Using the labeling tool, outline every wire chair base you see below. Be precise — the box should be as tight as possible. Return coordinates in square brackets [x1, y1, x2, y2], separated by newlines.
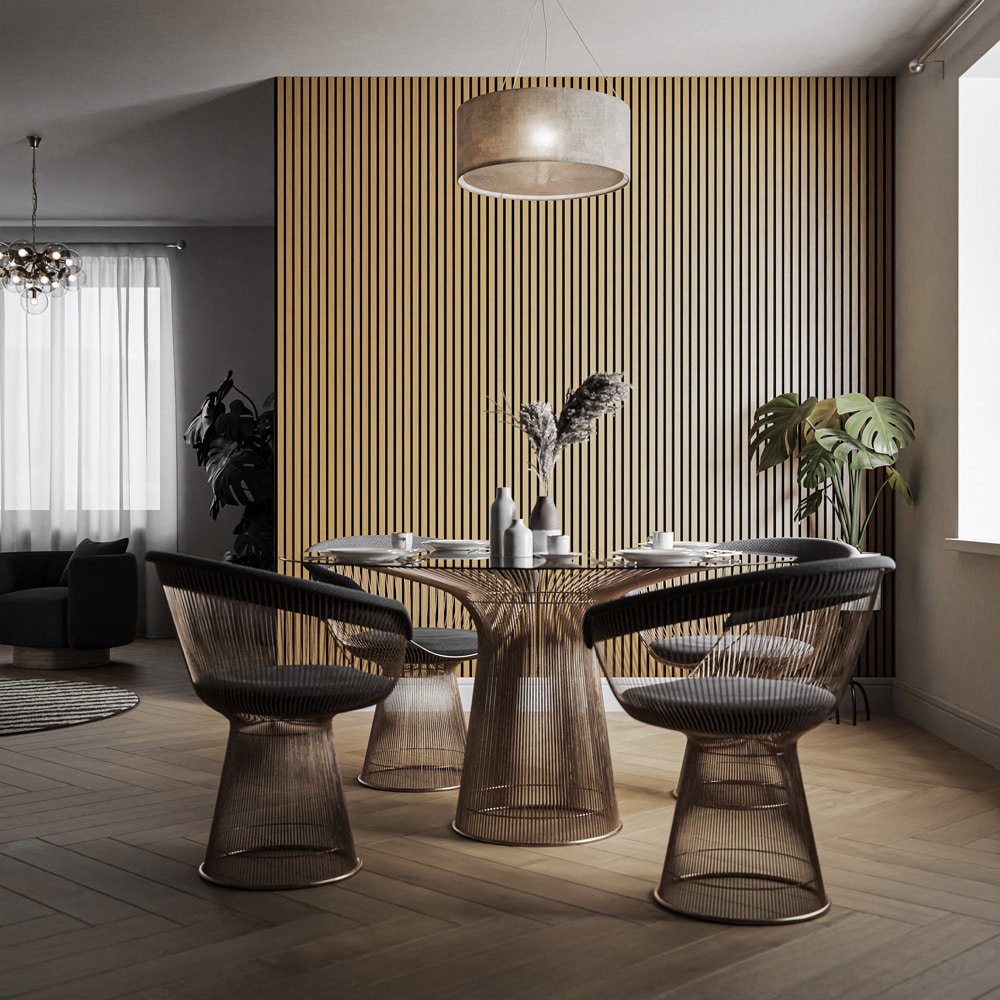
[360, 670, 467, 791]
[199, 850, 363, 890]
[655, 737, 829, 924]
[201, 718, 362, 889]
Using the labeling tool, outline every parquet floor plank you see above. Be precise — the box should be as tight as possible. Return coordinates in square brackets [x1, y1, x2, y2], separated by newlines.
[544, 909, 914, 1000]
[761, 914, 1000, 1000]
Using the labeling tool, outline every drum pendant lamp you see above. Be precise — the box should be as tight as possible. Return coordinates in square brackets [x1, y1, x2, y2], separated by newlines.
[455, 0, 631, 201]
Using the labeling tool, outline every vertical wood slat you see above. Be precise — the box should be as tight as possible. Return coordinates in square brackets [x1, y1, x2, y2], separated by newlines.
[277, 76, 894, 678]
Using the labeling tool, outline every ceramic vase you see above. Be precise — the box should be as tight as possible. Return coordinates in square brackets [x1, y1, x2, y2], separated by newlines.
[503, 518, 533, 560]
[489, 487, 518, 560]
[528, 494, 561, 532]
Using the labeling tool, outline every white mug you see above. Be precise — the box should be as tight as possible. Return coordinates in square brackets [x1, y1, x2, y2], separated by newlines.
[390, 531, 413, 551]
[548, 534, 572, 555]
[649, 531, 674, 550]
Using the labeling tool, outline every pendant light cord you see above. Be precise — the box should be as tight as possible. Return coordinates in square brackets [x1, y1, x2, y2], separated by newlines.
[30, 143, 38, 247]
[503, 0, 619, 97]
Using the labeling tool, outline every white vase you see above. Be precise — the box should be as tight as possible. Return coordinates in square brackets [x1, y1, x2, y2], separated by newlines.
[489, 487, 518, 560]
[503, 518, 533, 559]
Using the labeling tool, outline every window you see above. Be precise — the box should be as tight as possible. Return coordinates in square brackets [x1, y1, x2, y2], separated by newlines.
[958, 50, 1000, 545]
[0, 249, 177, 630]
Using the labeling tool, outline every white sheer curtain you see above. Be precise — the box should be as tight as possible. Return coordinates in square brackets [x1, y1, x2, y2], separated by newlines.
[0, 249, 177, 635]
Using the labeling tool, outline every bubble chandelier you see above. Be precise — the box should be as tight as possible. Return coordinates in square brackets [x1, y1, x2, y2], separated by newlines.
[0, 136, 86, 315]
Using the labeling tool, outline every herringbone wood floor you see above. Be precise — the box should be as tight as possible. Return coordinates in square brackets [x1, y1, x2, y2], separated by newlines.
[1, 639, 998, 1000]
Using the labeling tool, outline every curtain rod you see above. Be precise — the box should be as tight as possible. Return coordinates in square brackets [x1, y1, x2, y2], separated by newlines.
[71, 240, 186, 250]
[909, 0, 989, 73]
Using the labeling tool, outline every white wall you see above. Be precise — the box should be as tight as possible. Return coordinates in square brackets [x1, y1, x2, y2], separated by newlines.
[895, 11, 1000, 767]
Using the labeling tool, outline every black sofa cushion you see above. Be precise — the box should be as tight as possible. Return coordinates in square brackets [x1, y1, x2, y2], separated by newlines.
[0, 587, 69, 647]
[58, 537, 128, 586]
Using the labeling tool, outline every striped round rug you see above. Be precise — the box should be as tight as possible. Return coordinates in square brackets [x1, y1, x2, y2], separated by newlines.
[0, 678, 139, 735]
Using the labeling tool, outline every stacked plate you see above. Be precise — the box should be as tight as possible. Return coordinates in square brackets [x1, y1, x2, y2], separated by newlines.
[424, 538, 490, 558]
[537, 551, 583, 565]
[613, 548, 700, 567]
[313, 546, 420, 565]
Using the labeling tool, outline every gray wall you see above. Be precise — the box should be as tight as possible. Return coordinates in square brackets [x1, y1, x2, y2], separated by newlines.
[24, 225, 275, 569]
[895, 13, 1000, 768]
[169, 229, 275, 560]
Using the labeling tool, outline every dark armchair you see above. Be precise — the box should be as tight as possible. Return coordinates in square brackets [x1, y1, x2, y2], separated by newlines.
[0, 541, 138, 668]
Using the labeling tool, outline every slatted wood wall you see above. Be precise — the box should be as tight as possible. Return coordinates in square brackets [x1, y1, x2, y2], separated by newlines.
[277, 76, 894, 677]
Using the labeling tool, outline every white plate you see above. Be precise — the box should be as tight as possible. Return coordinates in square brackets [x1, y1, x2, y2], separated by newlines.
[613, 548, 699, 566]
[671, 540, 720, 551]
[538, 551, 583, 564]
[425, 550, 490, 560]
[425, 538, 489, 553]
[315, 547, 417, 565]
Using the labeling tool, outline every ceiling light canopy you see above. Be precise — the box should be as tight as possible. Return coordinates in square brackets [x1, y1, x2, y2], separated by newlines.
[456, 0, 631, 201]
[0, 136, 86, 315]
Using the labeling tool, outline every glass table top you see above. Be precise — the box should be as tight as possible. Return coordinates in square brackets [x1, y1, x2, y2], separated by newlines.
[298, 544, 791, 572]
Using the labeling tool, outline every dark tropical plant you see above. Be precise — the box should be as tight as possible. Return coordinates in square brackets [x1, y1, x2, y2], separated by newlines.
[749, 392, 916, 550]
[184, 371, 275, 569]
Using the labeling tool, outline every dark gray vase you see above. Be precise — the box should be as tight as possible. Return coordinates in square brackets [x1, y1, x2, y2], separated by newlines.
[528, 494, 561, 531]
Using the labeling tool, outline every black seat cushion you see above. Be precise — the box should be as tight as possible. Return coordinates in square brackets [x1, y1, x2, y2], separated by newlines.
[58, 537, 129, 586]
[409, 627, 478, 662]
[194, 663, 395, 719]
[648, 634, 814, 668]
[619, 676, 837, 735]
[0, 587, 69, 647]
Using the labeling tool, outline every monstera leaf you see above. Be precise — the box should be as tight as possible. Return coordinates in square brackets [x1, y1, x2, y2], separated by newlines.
[796, 440, 842, 489]
[813, 428, 896, 470]
[794, 490, 828, 522]
[885, 465, 915, 505]
[837, 394, 915, 457]
[206, 440, 273, 509]
[215, 400, 257, 445]
[749, 394, 818, 470]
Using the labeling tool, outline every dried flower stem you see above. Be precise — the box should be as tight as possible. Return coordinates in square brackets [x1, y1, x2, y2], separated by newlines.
[491, 373, 630, 494]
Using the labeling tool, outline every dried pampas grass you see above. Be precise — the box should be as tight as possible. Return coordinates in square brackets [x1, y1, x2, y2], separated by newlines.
[493, 372, 630, 492]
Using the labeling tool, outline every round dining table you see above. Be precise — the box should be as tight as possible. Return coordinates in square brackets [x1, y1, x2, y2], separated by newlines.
[303, 546, 771, 847]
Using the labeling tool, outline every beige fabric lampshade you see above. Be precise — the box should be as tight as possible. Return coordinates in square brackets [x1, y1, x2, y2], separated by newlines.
[456, 87, 631, 200]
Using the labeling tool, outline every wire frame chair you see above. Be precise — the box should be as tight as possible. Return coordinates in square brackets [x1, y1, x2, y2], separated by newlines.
[583, 555, 893, 924]
[148, 551, 411, 890]
[305, 536, 475, 791]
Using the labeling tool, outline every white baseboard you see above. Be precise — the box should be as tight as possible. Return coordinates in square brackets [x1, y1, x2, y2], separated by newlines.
[892, 679, 1000, 770]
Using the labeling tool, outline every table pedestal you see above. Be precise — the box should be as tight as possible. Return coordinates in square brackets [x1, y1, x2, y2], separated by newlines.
[454, 594, 620, 845]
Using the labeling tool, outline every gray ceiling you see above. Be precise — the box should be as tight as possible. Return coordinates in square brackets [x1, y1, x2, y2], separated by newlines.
[0, 0, 967, 228]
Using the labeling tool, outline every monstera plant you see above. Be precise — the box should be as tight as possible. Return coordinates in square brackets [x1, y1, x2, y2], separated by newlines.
[184, 371, 275, 569]
[749, 392, 916, 550]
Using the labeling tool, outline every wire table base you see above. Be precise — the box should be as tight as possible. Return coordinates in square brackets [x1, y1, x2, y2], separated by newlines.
[362, 562, 699, 846]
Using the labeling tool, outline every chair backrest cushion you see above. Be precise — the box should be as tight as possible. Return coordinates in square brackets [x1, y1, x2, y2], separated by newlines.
[722, 536, 857, 562]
